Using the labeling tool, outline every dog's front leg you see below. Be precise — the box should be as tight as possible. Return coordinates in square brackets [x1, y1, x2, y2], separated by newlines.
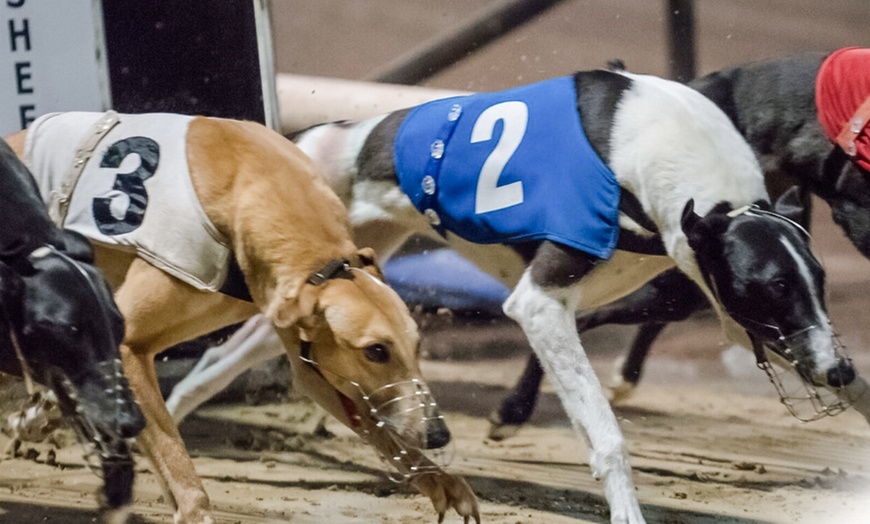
[113, 258, 258, 523]
[121, 346, 214, 524]
[504, 265, 645, 524]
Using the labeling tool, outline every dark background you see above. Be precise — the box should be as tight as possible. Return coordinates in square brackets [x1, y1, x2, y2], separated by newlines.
[102, 0, 266, 123]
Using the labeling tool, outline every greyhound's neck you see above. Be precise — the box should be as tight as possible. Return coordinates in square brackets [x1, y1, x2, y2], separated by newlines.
[294, 116, 388, 206]
[293, 115, 432, 260]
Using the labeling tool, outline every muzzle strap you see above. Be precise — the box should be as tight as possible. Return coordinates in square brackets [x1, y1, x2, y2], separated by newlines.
[299, 258, 354, 363]
[5, 313, 35, 396]
[749, 334, 768, 366]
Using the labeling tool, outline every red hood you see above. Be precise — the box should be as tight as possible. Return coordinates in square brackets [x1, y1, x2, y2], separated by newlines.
[816, 46, 870, 171]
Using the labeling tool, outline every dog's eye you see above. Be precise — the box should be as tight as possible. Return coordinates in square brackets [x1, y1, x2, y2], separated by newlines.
[364, 343, 390, 363]
[770, 278, 788, 298]
[57, 323, 82, 342]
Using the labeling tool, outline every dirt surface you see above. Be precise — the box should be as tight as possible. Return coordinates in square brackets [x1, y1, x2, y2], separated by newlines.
[4, 2, 870, 523]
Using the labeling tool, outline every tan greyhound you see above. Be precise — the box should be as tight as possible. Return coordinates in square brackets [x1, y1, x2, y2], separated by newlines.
[6, 112, 479, 523]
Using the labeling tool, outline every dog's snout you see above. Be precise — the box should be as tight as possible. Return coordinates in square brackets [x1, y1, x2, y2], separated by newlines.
[827, 358, 856, 388]
[425, 418, 451, 449]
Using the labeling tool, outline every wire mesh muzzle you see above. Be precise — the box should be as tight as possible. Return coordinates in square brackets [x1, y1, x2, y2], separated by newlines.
[759, 326, 866, 422]
[298, 352, 453, 482]
[52, 359, 137, 478]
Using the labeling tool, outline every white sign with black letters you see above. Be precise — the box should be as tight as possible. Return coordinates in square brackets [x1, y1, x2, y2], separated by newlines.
[0, 0, 109, 135]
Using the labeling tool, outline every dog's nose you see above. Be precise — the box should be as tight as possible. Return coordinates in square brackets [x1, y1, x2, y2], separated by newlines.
[425, 418, 451, 449]
[119, 400, 146, 439]
[827, 358, 856, 388]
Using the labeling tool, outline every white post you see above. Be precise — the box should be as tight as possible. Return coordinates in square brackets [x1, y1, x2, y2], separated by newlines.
[276, 74, 470, 133]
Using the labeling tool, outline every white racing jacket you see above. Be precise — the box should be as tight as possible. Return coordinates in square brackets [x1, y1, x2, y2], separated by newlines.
[24, 111, 232, 291]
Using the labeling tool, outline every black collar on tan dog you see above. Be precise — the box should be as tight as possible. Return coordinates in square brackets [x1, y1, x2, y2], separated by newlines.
[307, 258, 352, 285]
[300, 258, 354, 372]
[220, 256, 355, 302]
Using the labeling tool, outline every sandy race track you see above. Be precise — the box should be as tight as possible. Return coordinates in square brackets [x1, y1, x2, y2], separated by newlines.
[4, 1, 870, 523]
[1, 341, 869, 524]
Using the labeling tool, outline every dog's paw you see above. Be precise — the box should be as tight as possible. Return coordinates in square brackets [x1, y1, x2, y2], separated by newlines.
[607, 379, 637, 405]
[485, 410, 521, 442]
[100, 505, 132, 524]
[606, 357, 637, 405]
[610, 505, 647, 524]
[411, 471, 480, 523]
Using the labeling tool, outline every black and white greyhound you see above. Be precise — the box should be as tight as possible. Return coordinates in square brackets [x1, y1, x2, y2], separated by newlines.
[489, 51, 870, 439]
[165, 67, 864, 523]
[0, 138, 144, 518]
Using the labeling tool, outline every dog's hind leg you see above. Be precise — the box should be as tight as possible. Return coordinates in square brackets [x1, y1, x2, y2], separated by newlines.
[113, 258, 257, 524]
[487, 351, 546, 441]
[503, 243, 645, 524]
[165, 315, 284, 423]
[604, 269, 709, 400]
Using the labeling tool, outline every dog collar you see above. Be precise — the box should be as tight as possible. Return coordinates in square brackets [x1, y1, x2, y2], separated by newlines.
[298, 258, 353, 375]
[307, 258, 352, 286]
[726, 204, 754, 217]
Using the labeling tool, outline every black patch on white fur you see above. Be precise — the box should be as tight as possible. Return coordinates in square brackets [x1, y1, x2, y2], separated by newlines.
[574, 71, 665, 255]
[573, 70, 632, 164]
[529, 241, 599, 289]
[357, 110, 410, 184]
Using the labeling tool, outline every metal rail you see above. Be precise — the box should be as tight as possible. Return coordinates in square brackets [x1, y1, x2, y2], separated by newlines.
[365, 0, 697, 85]
[667, 0, 697, 81]
[365, 0, 569, 85]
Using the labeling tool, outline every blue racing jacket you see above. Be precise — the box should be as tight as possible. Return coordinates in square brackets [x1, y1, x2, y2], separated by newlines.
[393, 76, 621, 260]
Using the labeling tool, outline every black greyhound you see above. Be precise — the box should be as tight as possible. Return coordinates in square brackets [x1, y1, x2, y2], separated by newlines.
[0, 139, 144, 513]
[490, 52, 870, 439]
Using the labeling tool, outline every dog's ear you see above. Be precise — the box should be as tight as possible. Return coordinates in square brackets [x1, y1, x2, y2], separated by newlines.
[606, 59, 626, 71]
[680, 199, 702, 238]
[0, 239, 35, 275]
[58, 230, 95, 263]
[771, 186, 806, 225]
[0, 260, 25, 317]
[681, 199, 730, 257]
[265, 278, 319, 330]
[354, 247, 385, 281]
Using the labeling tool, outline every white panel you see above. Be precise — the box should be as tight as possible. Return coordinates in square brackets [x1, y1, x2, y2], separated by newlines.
[0, 0, 108, 135]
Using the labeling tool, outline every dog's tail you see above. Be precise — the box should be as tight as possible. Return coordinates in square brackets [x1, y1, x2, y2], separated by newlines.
[606, 59, 626, 72]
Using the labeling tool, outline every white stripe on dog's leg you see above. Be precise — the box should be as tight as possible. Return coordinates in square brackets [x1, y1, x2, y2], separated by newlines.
[504, 272, 645, 524]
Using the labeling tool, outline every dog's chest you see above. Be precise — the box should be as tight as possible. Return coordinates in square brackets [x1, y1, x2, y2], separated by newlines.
[24, 111, 231, 291]
[392, 77, 621, 260]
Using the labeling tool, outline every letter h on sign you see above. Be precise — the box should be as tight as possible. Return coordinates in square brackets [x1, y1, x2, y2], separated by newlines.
[6, 2, 35, 129]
